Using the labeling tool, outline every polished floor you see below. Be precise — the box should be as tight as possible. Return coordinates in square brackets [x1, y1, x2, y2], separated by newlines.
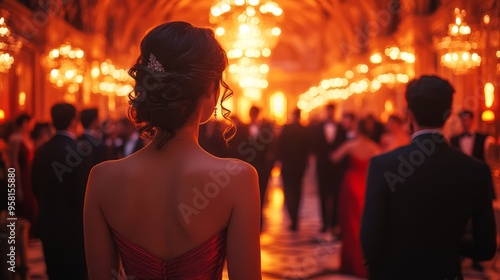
[18, 161, 500, 279]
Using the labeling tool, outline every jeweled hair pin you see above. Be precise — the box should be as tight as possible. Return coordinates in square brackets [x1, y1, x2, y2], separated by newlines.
[147, 53, 165, 72]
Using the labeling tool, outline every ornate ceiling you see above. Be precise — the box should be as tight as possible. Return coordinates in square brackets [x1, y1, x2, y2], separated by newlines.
[10, 0, 499, 100]
[75, 0, 405, 71]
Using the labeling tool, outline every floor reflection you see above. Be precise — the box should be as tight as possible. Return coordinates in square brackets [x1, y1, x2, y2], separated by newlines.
[23, 161, 500, 279]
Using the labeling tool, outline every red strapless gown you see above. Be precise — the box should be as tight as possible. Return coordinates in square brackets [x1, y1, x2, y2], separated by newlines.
[110, 227, 227, 279]
[338, 156, 369, 278]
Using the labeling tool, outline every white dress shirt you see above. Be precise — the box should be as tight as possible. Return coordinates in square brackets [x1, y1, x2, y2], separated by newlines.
[324, 122, 337, 144]
[124, 132, 140, 157]
[249, 123, 259, 139]
[459, 132, 474, 156]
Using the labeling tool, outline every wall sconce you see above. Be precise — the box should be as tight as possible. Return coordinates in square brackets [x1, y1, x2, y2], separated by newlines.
[481, 82, 495, 122]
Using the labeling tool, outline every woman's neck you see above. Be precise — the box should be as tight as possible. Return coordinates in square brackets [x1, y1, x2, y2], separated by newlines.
[150, 124, 200, 151]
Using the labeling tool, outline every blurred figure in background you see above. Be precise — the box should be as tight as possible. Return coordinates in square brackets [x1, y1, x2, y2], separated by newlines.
[311, 103, 347, 239]
[450, 109, 496, 271]
[275, 109, 309, 232]
[365, 114, 385, 144]
[451, 110, 496, 163]
[101, 119, 122, 160]
[117, 117, 145, 158]
[8, 113, 37, 234]
[32, 103, 87, 280]
[30, 122, 52, 151]
[331, 118, 381, 278]
[341, 112, 357, 140]
[199, 119, 229, 158]
[232, 106, 275, 230]
[78, 108, 107, 185]
[380, 115, 410, 152]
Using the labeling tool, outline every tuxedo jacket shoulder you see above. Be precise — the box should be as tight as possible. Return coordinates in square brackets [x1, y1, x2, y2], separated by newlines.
[361, 134, 496, 280]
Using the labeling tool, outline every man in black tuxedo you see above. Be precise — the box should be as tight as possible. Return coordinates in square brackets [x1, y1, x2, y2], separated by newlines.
[450, 110, 496, 163]
[78, 108, 107, 182]
[31, 103, 87, 279]
[276, 109, 309, 231]
[450, 109, 497, 271]
[232, 106, 275, 230]
[361, 76, 496, 280]
[311, 103, 347, 235]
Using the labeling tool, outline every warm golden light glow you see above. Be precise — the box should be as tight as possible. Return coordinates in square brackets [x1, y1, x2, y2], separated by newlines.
[370, 53, 382, 64]
[0, 109, 4, 121]
[484, 82, 494, 108]
[18, 91, 26, 107]
[210, 0, 283, 104]
[90, 59, 133, 97]
[45, 42, 86, 93]
[269, 91, 286, 125]
[437, 9, 481, 74]
[482, 110, 495, 122]
[0, 10, 22, 73]
[483, 14, 490, 25]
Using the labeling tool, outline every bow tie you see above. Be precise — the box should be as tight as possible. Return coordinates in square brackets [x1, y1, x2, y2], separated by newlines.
[462, 132, 473, 137]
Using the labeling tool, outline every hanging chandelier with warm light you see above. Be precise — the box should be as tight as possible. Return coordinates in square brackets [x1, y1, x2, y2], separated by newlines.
[90, 60, 133, 97]
[45, 42, 86, 93]
[0, 10, 22, 74]
[210, 0, 283, 101]
[437, 8, 481, 75]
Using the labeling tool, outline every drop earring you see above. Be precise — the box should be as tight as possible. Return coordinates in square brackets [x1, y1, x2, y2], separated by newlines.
[214, 106, 217, 120]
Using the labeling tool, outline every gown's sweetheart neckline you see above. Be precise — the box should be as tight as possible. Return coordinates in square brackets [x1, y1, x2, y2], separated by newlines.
[109, 226, 227, 263]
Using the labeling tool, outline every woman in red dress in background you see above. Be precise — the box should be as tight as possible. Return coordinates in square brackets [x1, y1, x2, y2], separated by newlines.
[331, 118, 381, 278]
[8, 114, 37, 236]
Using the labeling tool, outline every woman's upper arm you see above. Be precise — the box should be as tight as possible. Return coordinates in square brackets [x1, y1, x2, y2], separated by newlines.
[226, 162, 262, 280]
[84, 164, 120, 279]
[331, 142, 351, 163]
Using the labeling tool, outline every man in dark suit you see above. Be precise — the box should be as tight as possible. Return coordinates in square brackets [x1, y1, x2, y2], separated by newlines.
[117, 117, 145, 158]
[450, 109, 497, 271]
[31, 103, 87, 279]
[450, 110, 495, 163]
[78, 108, 107, 182]
[276, 109, 309, 231]
[361, 76, 496, 280]
[311, 103, 347, 236]
[232, 106, 275, 230]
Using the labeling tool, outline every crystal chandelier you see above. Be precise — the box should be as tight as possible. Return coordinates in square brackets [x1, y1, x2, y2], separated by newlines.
[0, 10, 22, 74]
[437, 8, 481, 75]
[90, 60, 133, 97]
[45, 42, 86, 93]
[210, 0, 283, 100]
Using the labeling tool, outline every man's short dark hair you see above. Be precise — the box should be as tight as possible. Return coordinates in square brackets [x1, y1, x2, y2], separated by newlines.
[249, 106, 260, 116]
[405, 75, 455, 128]
[459, 110, 474, 119]
[343, 112, 356, 120]
[51, 103, 76, 130]
[80, 108, 98, 129]
[292, 108, 301, 119]
[326, 103, 336, 110]
[14, 113, 32, 128]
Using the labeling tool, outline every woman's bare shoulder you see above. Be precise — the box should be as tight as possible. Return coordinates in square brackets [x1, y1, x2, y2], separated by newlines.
[87, 159, 130, 191]
[199, 157, 258, 189]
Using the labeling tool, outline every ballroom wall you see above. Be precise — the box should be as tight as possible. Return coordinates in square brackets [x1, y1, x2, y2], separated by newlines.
[0, 0, 498, 142]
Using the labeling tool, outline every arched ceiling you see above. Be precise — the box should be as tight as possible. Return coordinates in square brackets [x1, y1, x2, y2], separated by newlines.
[77, 0, 400, 71]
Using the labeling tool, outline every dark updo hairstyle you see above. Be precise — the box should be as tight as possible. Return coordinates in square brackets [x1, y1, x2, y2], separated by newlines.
[128, 21, 233, 149]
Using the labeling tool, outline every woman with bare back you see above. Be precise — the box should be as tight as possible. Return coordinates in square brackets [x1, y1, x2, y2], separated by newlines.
[84, 21, 261, 279]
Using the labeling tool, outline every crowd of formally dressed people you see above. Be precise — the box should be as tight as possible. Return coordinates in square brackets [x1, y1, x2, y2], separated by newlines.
[0, 21, 498, 280]
[0, 107, 149, 279]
